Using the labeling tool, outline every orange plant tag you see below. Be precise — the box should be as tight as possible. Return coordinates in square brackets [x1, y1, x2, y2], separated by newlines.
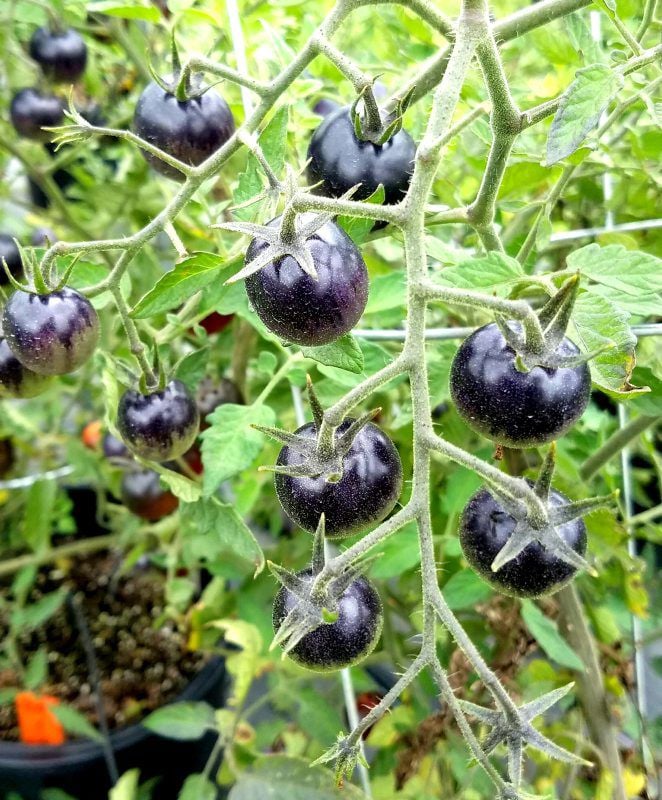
[15, 691, 66, 745]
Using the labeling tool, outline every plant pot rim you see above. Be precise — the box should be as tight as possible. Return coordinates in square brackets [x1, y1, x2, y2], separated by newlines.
[0, 655, 225, 769]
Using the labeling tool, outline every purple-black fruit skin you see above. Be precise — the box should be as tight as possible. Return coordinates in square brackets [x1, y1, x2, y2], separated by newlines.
[273, 570, 383, 672]
[306, 105, 416, 206]
[102, 432, 130, 459]
[197, 376, 243, 417]
[120, 468, 178, 521]
[132, 82, 235, 181]
[275, 420, 403, 538]
[30, 27, 87, 83]
[117, 379, 200, 462]
[460, 482, 587, 598]
[0, 337, 51, 399]
[450, 322, 591, 449]
[10, 89, 65, 140]
[31, 227, 58, 247]
[245, 217, 368, 346]
[0, 235, 22, 286]
[2, 288, 99, 376]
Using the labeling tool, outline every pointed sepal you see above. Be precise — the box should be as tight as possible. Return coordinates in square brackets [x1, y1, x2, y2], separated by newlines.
[534, 443, 556, 501]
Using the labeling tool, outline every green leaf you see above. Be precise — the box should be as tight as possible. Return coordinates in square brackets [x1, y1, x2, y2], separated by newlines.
[630, 367, 662, 416]
[288, 685, 345, 744]
[23, 478, 57, 552]
[369, 521, 421, 579]
[431, 251, 524, 293]
[547, 65, 623, 164]
[24, 648, 48, 691]
[174, 348, 209, 392]
[208, 620, 263, 708]
[301, 334, 364, 374]
[86, 1, 161, 22]
[178, 774, 217, 800]
[180, 496, 264, 573]
[142, 701, 216, 740]
[565, 12, 605, 65]
[143, 463, 201, 502]
[228, 756, 368, 800]
[337, 185, 385, 245]
[201, 403, 276, 493]
[568, 244, 662, 297]
[131, 253, 227, 319]
[12, 590, 66, 632]
[364, 271, 406, 314]
[442, 571, 493, 610]
[110, 770, 140, 800]
[572, 292, 647, 397]
[0, 688, 18, 705]
[51, 704, 104, 743]
[166, 577, 196, 611]
[235, 106, 289, 220]
[521, 600, 584, 671]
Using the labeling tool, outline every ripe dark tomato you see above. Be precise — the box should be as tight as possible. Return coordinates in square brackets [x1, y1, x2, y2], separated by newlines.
[274, 420, 402, 538]
[0, 234, 22, 285]
[459, 483, 587, 598]
[10, 89, 65, 140]
[117, 379, 200, 462]
[132, 82, 235, 180]
[197, 376, 243, 420]
[245, 216, 368, 346]
[120, 468, 179, 522]
[312, 98, 340, 117]
[102, 432, 129, 459]
[2, 287, 99, 376]
[29, 27, 87, 83]
[306, 105, 416, 205]
[0, 337, 52, 399]
[449, 323, 591, 448]
[31, 227, 58, 247]
[273, 570, 383, 672]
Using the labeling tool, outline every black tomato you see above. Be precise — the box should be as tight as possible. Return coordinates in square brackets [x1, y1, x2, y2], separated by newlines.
[117, 379, 200, 462]
[132, 82, 235, 181]
[10, 89, 65, 140]
[274, 420, 402, 538]
[31, 227, 58, 247]
[245, 217, 368, 346]
[2, 288, 99, 376]
[102, 432, 130, 460]
[0, 235, 22, 285]
[29, 27, 87, 83]
[197, 377, 243, 425]
[449, 323, 591, 448]
[273, 570, 383, 672]
[0, 337, 52, 399]
[459, 483, 587, 598]
[120, 468, 179, 522]
[306, 105, 416, 205]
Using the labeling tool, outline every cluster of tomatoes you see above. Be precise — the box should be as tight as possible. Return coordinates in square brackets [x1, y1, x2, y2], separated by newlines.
[1, 23, 596, 674]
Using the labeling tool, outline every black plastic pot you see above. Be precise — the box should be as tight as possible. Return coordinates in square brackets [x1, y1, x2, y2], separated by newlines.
[0, 657, 226, 800]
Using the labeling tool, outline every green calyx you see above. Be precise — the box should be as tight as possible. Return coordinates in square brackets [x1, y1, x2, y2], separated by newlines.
[350, 83, 414, 145]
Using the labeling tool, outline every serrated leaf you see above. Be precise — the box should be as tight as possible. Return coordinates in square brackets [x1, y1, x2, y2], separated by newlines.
[144, 463, 201, 502]
[143, 702, 216, 740]
[131, 253, 228, 319]
[178, 774, 217, 800]
[180, 496, 264, 572]
[200, 403, 276, 493]
[521, 600, 584, 671]
[208, 620, 263, 708]
[568, 244, 662, 296]
[174, 348, 209, 392]
[22, 478, 57, 551]
[572, 292, 647, 397]
[337, 185, 385, 245]
[300, 335, 364, 374]
[364, 271, 406, 314]
[51, 704, 104, 743]
[547, 65, 623, 164]
[426, 236, 472, 266]
[431, 251, 524, 293]
[443, 570, 493, 609]
[228, 756, 368, 800]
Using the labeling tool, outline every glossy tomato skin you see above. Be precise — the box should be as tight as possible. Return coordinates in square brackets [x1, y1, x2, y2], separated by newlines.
[460, 482, 587, 598]
[10, 89, 65, 140]
[0, 235, 22, 285]
[30, 27, 87, 83]
[307, 106, 416, 205]
[133, 82, 235, 180]
[449, 323, 591, 448]
[245, 217, 368, 346]
[0, 337, 52, 399]
[273, 570, 383, 672]
[120, 468, 179, 521]
[275, 420, 402, 538]
[117, 379, 200, 462]
[2, 288, 99, 376]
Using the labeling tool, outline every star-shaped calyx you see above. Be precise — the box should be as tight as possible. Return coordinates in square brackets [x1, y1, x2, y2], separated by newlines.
[349, 81, 415, 145]
[460, 683, 590, 789]
[483, 443, 617, 575]
[214, 169, 359, 285]
[253, 375, 380, 483]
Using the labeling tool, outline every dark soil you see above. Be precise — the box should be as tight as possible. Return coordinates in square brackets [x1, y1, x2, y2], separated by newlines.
[0, 552, 208, 741]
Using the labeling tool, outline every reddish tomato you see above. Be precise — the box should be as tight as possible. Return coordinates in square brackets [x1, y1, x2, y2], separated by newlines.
[81, 420, 103, 450]
[355, 691, 383, 739]
[15, 692, 65, 745]
[199, 312, 234, 335]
